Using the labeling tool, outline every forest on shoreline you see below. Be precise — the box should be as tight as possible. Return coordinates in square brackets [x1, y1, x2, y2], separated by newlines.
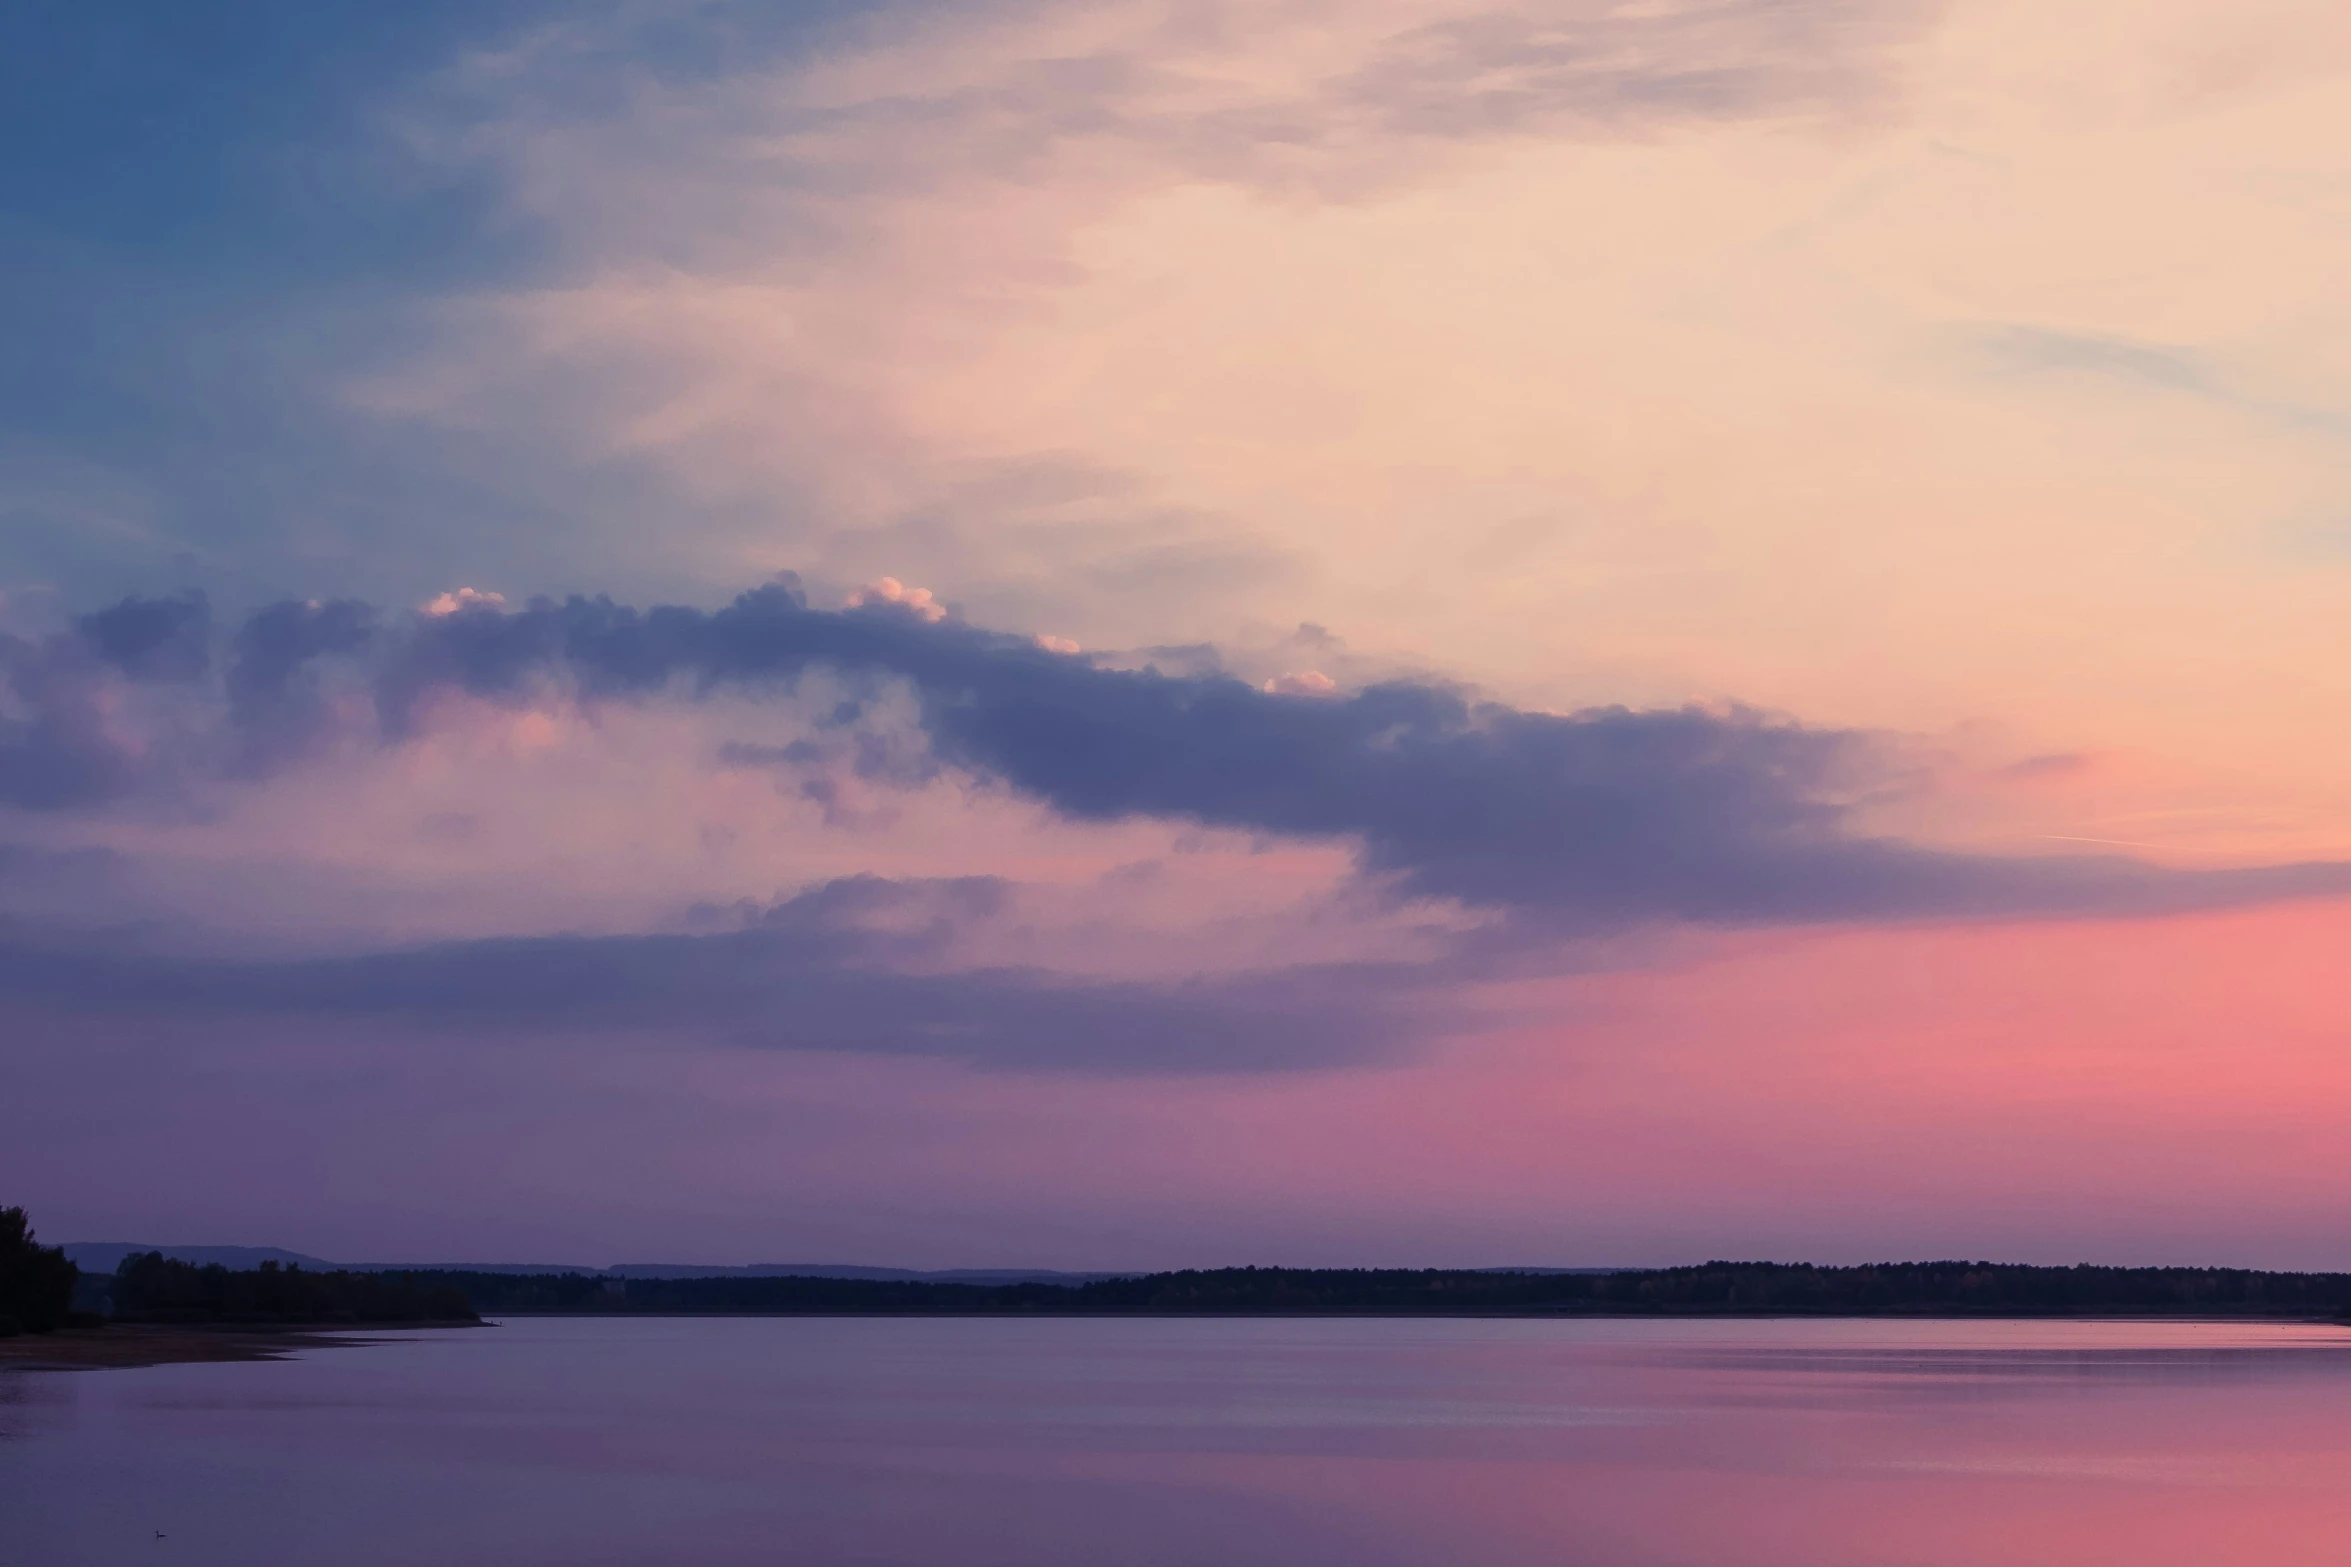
[18, 1202, 2351, 1330]
[109, 1253, 481, 1325]
[409, 1261, 2351, 1320]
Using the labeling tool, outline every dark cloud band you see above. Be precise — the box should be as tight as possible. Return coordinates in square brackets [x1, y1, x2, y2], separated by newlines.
[12, 581, 2351, 930]
[0, 873, 1444, 1073]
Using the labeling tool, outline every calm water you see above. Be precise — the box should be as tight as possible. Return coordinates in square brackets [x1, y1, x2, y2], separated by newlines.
[7, 1315, 2351, 1566]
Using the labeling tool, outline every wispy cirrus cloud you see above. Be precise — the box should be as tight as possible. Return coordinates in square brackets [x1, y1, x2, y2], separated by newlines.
[338, 0, 1937, 640]
[439, 0, 1928, 218]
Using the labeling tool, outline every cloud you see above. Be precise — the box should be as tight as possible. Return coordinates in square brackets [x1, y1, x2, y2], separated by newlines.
[1947, 324, 2351, 445]
[15, 582, 2351, 933]
[1988, 751, 2098, 787]
[0, 607, 187, 810]
[9, 577, 2351, 1075]
[226, 596, 380, 773]
[0, 873, 1443, 1073]
[319, 0, 1936, 644]
[0, 590, 215, 810]
[846, 576, 946, 621]
[370, 583, 2351, 926]
[1329, 0, 1923, 145]
[1957, 325, 2218, 397]
[75, 590, 212, 681]
[422, 586, 508, 616]
[438, 0, 1928, 229]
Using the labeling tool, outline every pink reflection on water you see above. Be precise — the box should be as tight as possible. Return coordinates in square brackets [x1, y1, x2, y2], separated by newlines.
[7, 1317, 2351, 1566]
[1047, 1320, 2351, 1567]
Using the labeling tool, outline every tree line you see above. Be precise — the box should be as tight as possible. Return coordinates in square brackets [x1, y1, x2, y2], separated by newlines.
[109, 1253, 480, 1324]
[411, 1261, 2351, 1318]
[17, 1208, 2351, 1327]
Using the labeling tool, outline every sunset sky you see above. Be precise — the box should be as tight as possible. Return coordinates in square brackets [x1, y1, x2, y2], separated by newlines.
[8, 0, 2351, 1267]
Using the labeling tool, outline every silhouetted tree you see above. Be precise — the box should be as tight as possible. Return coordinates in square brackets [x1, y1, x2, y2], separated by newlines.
[0, 1206, 79, 1334]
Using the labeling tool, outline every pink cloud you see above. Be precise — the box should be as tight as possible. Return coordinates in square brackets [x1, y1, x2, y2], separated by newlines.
[848, 576, 947, 621]
[421, 587, 508, 617]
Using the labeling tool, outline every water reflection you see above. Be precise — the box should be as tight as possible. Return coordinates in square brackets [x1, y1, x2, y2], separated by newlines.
[5, 1317, 2351, 1566]
[0, 1365, 71, 1444]
[1643, 1317, 2351, 1381]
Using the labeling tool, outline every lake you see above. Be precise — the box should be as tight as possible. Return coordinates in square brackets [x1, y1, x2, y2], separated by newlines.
[6, 1315, 2351, 1565]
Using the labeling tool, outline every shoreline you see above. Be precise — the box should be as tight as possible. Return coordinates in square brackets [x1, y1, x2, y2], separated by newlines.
[0, 1321, 480, 1372]
[6, 1313, 2346, 1371]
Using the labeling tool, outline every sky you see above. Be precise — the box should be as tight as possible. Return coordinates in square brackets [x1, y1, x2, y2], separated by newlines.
[6, 0, 2351, 1268]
